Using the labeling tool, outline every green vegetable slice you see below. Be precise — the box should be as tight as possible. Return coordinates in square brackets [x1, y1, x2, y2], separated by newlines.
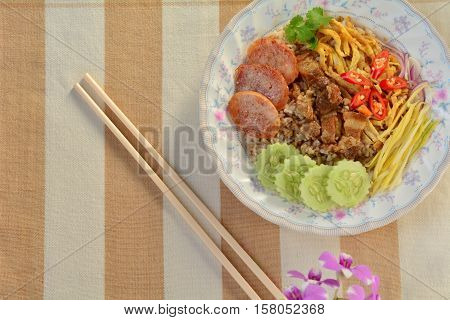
[274, 155, 316, 202]
[300, 165, 336, 212]
[326, 160, 371, 207]
[256, 143, 299, 190]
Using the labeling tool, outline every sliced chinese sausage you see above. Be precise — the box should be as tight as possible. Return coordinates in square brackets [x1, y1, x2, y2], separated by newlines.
[247, 37, 299, 84]
[235, 64, 289, 110]
[228, 91, 280, 138]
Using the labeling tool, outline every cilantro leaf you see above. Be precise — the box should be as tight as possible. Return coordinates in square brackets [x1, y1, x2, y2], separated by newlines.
[284, 7, 332, 48]
[307, 36, 319, 49]
[306, 7, 332, 30]
[284, 15, 304, 42]
[289, 15, 304, 26]
[296, 25, 315, 43]
[285, 27, 298, 43]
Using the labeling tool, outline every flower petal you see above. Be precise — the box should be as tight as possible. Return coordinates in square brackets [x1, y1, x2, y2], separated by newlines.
[302, 284, 328, 300]
[322, 278, 340, 288]
[339, 252, 353, 269]
[367, 293, 381, 300]
[308, 268, 322, 281]
[287, 270, 307, 281]
[372, 275, 380, 292]
[352, 265, 373, 285]
[368, 275, 381, 300]
[284, 286, 302, 300]
[319, 251, 342, 272]
[342, 268, 353, 279]
[347, 285, 366, 300]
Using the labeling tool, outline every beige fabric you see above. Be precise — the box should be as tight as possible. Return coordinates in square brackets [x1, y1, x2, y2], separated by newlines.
[0, 0, 448, 300]
[43, 5, 105, 300]
[104, 0, 164, 300]
[162, 0, 224, 300]
[0, 1, 45, 299]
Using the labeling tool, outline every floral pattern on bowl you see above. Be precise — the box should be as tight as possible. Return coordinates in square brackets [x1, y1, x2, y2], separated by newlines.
[199, 0, 449, 236]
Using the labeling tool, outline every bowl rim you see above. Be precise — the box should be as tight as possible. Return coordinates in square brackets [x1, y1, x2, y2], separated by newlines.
[199, 0, 450, 236]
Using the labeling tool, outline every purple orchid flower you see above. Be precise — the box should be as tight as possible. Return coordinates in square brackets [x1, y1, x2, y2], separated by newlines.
[288, 268, 340, 288]
[346, 285, 366, 300]
[284, 284, 328, 300]
[346, 275, 381, 300]
[319, 251, 373, 284]
[367, 275, 381, 300]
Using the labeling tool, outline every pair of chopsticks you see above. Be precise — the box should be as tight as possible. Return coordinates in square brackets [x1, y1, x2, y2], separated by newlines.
[74, 74, 285, 300]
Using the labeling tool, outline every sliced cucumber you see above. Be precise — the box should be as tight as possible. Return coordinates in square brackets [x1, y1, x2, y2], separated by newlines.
[274, 155, 316, 202]
[327, 160, 371, 207]
[300, 165, 336, 212]
[256, 143, 299, 190]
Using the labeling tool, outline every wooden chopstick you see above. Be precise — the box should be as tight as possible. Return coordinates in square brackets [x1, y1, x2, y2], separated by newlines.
[82, 73, 286, 300]
[74, 82, 260, 300]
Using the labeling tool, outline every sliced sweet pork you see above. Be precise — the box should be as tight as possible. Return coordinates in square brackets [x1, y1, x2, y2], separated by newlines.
[297, 53, 328, 88]
[338, 136, 365, 159]
[299, 121, 321, 141]
[247, 38, 299, 84]
[321, 112, 339, 144]
[235, 64, 289, 110]
[343, 111, 368, 139]
[295, 90, 315, 120]
[228, 91, 280, 138]
[297, 53, 343, 114]
[315, 82, 343, 115]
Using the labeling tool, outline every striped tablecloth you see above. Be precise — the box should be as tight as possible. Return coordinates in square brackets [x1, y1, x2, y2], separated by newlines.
[0, 0, 449, 300]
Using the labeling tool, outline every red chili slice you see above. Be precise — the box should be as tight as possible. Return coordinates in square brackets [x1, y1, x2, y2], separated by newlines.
[379, 76, 408, 91]
[350, 88, 371, 109]
[371, 50, 389, 79]
[340, 71, 372, 87]
[369, 89, 387, 120]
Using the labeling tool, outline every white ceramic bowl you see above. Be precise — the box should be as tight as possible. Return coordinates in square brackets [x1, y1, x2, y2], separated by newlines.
[200, 0, 449, 236]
